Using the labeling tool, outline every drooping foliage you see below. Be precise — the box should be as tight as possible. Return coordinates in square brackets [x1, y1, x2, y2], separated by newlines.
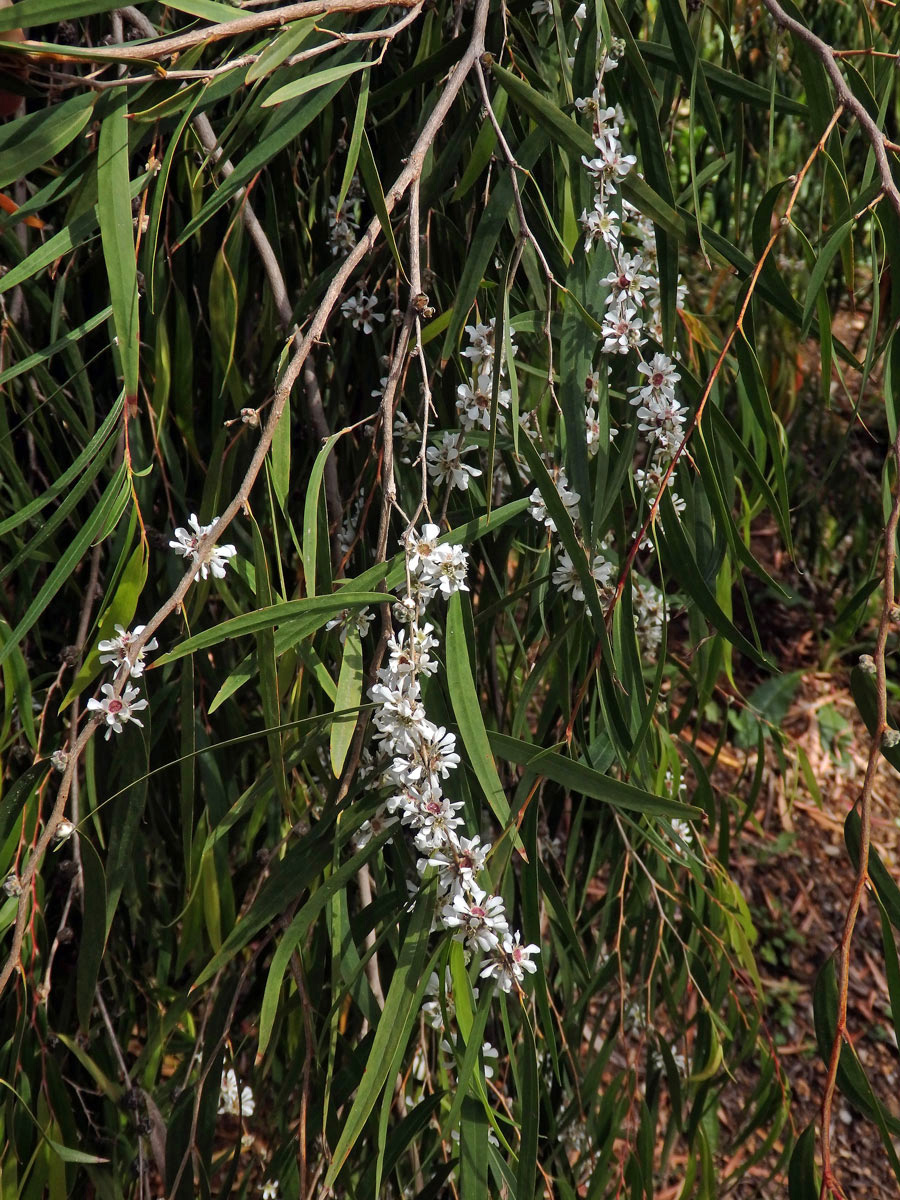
[1, 0, 900, 1196]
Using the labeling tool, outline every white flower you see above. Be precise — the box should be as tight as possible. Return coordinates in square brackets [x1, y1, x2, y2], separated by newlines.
[260, 1183, 279, 1200]
[425, 833, 491, 896]
[169, 513, 237, 580]
[423, 968, 455, 1029]
[389, 725, 460, 789]
[601, 306, 645, 354]
[341, 292, 384, 334]
[97, 624, 158, 678]
[217, 1068, 255, 1117]
[579, 203, 620, 253]
[531, 0, 553, 17]
[441, 889, 509, 952]
[426, 432, 483, 492]
[353, 805, 399, 851]
[456, 372, 510, 431]
[481, 1041, 499, 1079]
[86, 682, 148, 740]
[403, 523, 442, 575]
[480, 932, 540, 993]
[411, 792, 466, 852]
[54, 819, 75, 841]
[325, 606, 374, 642]
[461, 318, 516, 373]
[528, 471, 580, 532]
[425, 543, 470, 597]
[670, 818, 693, 852]
[628, 353, 681, 403]
[603, 252, 649, 306]
[553, 549, 586, 601]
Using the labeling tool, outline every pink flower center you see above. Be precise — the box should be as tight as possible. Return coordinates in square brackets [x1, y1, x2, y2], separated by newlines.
[425, 800, 442, 814]
[651, 372, 665, 388]
[107, 700, 123, 714]
[618, 274, 629, 289]
[513, 947, 524, 963]
[460, 853, 474, 870]
[470, 906, 486, 919]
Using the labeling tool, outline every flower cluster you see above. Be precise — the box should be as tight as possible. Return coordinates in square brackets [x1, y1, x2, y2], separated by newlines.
[359, 520, 538, 996]
[83, 514, 238, 747]
[170, 513, 237, 580]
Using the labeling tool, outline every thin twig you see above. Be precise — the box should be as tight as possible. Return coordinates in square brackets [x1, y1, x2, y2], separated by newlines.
[762, 0, 900, 219]
[13, 0, 419, 64]
[817, 427, 900, 1200]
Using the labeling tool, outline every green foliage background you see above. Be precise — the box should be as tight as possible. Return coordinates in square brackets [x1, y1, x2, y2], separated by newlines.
[1, 0, 900, 1196]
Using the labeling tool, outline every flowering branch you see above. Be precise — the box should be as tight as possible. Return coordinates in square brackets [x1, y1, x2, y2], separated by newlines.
[0, 0, 491, 1003]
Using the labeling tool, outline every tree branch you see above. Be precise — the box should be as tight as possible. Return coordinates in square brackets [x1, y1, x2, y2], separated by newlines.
[762, 0, 900, 219]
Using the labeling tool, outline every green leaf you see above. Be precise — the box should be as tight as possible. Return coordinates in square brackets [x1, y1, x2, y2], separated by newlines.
[801, 217, 854, 336]
[303, 432, 342, 598]
[330, 627, 364, 777]
[0, 466, 130, 669]
[0, 394, 123, 537]
[516, 1014, 539, 1200]
[440, 127, 548, 365]
[658, 490, 774, 670]
[357, 127, 404, 276]
[257, 826, 393, 1057]
[153, 592, 385, 666]
[446, 590, 524, 854]
[245, 17, 320, 83]
[97, 89, 140, 401]
[0, 93, 95, 191]
[488, 732, 702, 819]
[0, 307, 113, 390]
[460, 1097, 489, 1200]
[788, 1123, 819, 1200]
[324, 886, 437, 1187]
[261, 58, 371, 107]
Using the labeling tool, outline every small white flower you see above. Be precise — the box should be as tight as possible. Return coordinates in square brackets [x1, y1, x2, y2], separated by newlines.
[425, 543, 470, 597]
[528, 471, 580, 533]
[86, 682, 148, 740]
[441, 889, 509, 952]
[670, 818, 693, 851]
[341, 292, 384, 334]
[628, 353, 680, 403]
[325, 606, 374, 642]
[217, 1068, 255, 1117]
[98, 624, 158, 678]
[480, 932, 540, 993]
[456, 372, 510, 432]
[601, 305, 645, 354]
[169, 514, 237, 581]
[426, 432, 483, 492]
[603, 252, 649, 306]
[54, 819, 75, 841]
[403, 523, 442, 575]
[553, 549, 586, 601]
[260, 1182, 279, 1199]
